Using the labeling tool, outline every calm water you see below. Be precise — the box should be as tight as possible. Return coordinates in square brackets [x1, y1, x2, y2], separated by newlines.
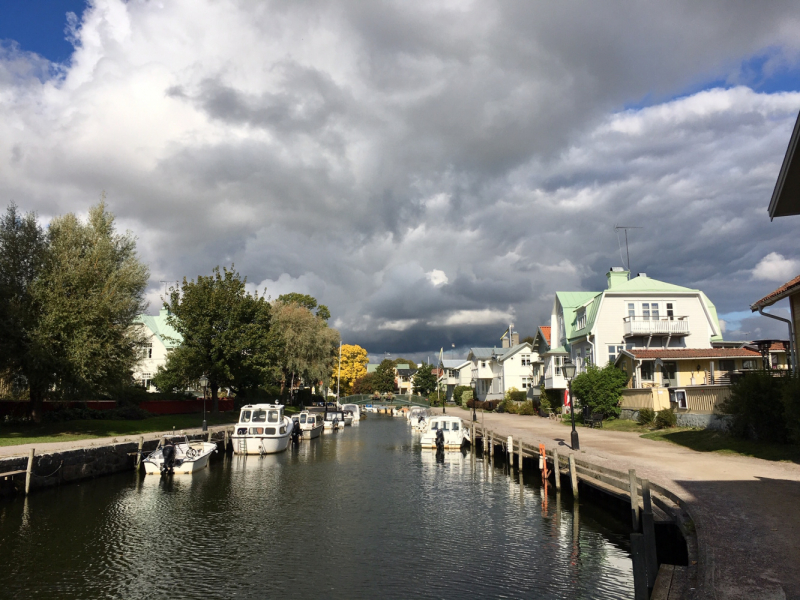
[0, 416, 634, 599]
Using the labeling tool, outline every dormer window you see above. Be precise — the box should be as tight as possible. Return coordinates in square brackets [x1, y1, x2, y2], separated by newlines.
[575, 308, 587, 330]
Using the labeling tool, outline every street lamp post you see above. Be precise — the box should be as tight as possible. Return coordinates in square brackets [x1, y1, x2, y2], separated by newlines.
[199, 375, 209, 432]
[470, 378, 477, 421]
[562, 359, 578, 450]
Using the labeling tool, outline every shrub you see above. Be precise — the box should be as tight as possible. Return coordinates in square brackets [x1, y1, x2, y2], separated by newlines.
[721, 371, 790, 443]
[637, 408, 655, 427]
[452, 385, 471, 406]
[539, 386, 551, 413]
[517, 401, 536, 415]
[570, 363, 627, 418]
[655, 408, 677, 429]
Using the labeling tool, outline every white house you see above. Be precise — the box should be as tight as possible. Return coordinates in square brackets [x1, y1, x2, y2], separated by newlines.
[132, 308, 182, 391]
[439, 359, 471, 400]
[544, 267, 725, 399]
[467, 341, 538, 402]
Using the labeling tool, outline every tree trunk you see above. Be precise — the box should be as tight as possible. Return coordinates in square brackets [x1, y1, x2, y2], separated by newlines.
[30, 385, 45, 424]
[211, 382, 219, 413]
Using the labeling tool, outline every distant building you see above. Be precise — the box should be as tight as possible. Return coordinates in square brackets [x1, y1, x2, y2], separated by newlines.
[750, 274, 800, 372]
[439, 359, 471, 400]
[132, 308, 181, 391]
[467, 342, 536, 402]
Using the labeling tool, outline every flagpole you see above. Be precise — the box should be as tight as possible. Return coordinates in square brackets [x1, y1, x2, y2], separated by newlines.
[336, 340, 342, 402]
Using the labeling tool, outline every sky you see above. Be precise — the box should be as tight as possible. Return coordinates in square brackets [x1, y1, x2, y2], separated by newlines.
[1, 0, 800, 362]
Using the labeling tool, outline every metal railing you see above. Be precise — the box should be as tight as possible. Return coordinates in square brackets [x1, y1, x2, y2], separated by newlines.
[623, 316, 689, 337]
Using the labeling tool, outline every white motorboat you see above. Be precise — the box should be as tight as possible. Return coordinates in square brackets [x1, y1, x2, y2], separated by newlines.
[342, 410, 355, 426]
[341, 403, 361, 422]
[409, 408, 430, 432]
[323, 410, 345, 430]
[420, 416, 470, 450]
[231, 404, 294, 454]
[294, 411, 324, 439]
[143, 435, 217, 475]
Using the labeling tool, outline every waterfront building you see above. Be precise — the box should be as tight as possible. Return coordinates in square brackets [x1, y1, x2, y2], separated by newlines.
[132, 308, 182, 391]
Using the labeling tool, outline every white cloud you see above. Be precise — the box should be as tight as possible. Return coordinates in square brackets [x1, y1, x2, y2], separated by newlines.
[426, 269, 449, 286]
[751, 252, 800, 282]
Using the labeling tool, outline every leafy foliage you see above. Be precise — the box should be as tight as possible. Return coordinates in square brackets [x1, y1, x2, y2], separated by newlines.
[721, 371, 800, 444]
[655, 408, 677, 429]
[374, 359, 398, 393]
[538, 384, 552, 413]
[452, 385, 471, 406]
[157, 266, 274, 410]
[276, 293, 330, 322]
[570, 363, 628, 418]
[637, 408, 656, 426]
[352, 373, 378, 394]
[412, 362, 437, 396]
[331, 344, 368, 395]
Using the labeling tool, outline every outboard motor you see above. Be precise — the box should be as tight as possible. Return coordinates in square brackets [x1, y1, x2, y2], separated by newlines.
[435, 428, 445, 453]
[161, 442, 176, 475]
[291, 420, 301, 443]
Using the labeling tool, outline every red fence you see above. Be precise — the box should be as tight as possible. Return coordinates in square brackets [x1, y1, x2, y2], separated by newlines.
[0, 401, 117, 418]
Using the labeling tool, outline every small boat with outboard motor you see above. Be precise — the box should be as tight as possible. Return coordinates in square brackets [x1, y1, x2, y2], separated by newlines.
[143, 435, 218, 475]
[231, 404, 294, 454]
[323, 410, 345, 431]
[292, 410, 324, 439]
[420, 415, 470, 450]
[341, 403, 362, 422]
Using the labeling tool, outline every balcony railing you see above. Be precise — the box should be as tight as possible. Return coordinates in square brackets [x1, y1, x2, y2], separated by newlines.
[623, 316, 689, 337]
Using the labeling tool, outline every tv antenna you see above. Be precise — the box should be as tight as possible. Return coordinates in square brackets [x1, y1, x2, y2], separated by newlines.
[614, 225, 642, 271]
[159, 280, 179, 296]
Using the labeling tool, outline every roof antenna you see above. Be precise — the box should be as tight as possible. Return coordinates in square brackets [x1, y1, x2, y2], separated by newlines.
[614, 225, 642, 272]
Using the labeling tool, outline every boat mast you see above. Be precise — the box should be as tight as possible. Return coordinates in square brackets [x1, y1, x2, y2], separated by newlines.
[337, 340, 342, 402]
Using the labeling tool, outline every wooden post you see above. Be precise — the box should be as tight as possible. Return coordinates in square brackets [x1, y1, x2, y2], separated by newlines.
[553, 448, 561, 491]
[136, 436, 144, 472]
[224, 429, 230, 452]
[629, 469, 640, 531]
[471, 422, 476, 455]
[630, 533, 649, 600]
[507, 435, 513, 466]
[25, 448, 34, 495]
[641, 479, 658, 588]
[518, 439, 523, 471]
[568, 454, 578, 498]
[488, 433, 492, 458]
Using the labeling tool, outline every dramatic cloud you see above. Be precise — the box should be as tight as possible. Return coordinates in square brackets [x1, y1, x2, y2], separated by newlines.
[2, 0, 800, 360]
[752, 252, 800, 282]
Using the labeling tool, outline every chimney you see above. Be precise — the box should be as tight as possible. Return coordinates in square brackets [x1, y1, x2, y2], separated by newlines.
[511, 332, 519, 346]
[637, 272, 647, 278]
[606, 267, 630, 289]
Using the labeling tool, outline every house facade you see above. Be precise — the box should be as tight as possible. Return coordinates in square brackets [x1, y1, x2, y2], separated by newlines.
[750, 274, 799, 373]
[132, 308, 182, 391]
[467, 342, 537, 402]
[439, 359, 471, 400]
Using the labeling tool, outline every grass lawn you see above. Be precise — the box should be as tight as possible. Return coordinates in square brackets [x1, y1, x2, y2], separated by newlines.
[0, 413, 239, 447]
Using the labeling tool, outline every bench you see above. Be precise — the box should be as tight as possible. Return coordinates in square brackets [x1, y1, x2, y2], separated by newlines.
[584, 412, 604, 428]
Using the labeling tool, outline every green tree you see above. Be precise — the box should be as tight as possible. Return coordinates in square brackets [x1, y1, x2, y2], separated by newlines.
[374, 359, 397, 393]
[412, 362, 438, 396]
[270, 300, 340, 400]
[352, 372, 377, 394]
[570, 363, 628, 418]
[158, 266, 274, 411]
[276, 292, 330, 322]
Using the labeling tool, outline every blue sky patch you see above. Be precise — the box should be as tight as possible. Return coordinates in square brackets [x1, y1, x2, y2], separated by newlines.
[0, 0, 87, 64]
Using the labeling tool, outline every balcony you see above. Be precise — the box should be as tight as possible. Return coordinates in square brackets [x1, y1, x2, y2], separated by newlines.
[623, 316, 689, 337]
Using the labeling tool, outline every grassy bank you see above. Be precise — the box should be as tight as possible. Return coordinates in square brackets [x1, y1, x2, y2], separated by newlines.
[0, 413, 239, 447]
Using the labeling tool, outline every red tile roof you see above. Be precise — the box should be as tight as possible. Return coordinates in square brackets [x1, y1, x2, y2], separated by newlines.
[751, 274, 800, 310]
[540, 326, 551, 345]
[625, 348, 760, 360]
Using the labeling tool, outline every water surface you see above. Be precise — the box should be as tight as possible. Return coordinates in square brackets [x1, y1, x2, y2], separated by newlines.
[0, 415, 633, 599]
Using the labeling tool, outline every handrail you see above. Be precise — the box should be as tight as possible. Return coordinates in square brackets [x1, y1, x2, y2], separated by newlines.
[622, 316, 688, 322]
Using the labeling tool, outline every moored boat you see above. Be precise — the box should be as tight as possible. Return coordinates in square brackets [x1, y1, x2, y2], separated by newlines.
[231, 404, 294, 454]
[341, 403, 361, 422]
[420, 416, 469, 450]
[143, 435, 217, 475]
[323, 410, 345, 431]
[294, 410, 324, 439]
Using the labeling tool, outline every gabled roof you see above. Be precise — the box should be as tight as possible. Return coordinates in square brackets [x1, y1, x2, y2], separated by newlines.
[468, 347, 498, 360]
[603, 275, 698, 294]
[442, 359, 468, 369]
[366, 364, 379, 373]
[498, 342, 532, 361]
[545, 345, 569, 355]
[539, 326, 551, 346]
[751, 274, 800, 310]
[768, 108, 800, 219]
[135, 308, 182, 349]
[555, 291, 601, 342]
[396, 368, 417, 376]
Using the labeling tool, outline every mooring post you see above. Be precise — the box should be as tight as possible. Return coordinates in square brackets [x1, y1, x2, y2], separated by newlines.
[136, 436, 144, 472]
[488, 432, 492, 458]
[471, 423, 476, 455]
[641, 479, 658, 588]
[553, 448, 561, 491]
[629, 469, 641, 531]
[25, 448, 35, 495]
[568, 454, 578, 498]
[517, 438, 523, 470]
[207, 429, 212, 443]
[630, 533, 649, 600]
[224, 429, 230, 452]
[507, 435, 513, 466]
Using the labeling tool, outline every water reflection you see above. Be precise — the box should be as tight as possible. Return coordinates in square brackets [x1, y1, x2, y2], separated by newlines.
[0, 416, 633, 600]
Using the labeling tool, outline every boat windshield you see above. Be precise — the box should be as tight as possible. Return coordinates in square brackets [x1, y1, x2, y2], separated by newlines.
[451, 421, 459, 430]
[442, 421, 450, 430]
[252, 410, 267, 423]
[299, 414, 307, 423]
[268, 410, 280, 423]
[430, 422, 439, 430]
[240, 410, 252, 423]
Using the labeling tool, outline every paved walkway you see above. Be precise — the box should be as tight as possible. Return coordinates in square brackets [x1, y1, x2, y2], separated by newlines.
[459, 409, 800, 600]
[0, 424, 231, 459]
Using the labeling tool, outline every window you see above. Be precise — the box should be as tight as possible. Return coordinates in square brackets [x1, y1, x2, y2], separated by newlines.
[628, 303, 635, 320]
[140, 343, 153, 359]
[576, 308, 587, 330]
[666, 303, 674, 320]
[642, 303, 651, 320]
[651, 303, 660, 320]
[452, 421, 459, 431]
[608, 345, 623, 363]
[252, 410, 267, 423]
[481, 361, 486, 368]
[673, 390, 688, 409]
[640, 361, 654, 380]
[719, 360, 735, 372]
[241, 410, 252, 423]
[742, 359, 756, 370]
[554, 356, 563, 376]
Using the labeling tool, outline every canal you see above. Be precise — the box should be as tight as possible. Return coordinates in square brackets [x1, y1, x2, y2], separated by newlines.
[0, 415, 634, 599]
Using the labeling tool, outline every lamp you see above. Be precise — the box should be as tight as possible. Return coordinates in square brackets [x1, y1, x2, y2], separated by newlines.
[562, 359, 579, 451]
[470, 378, 477, 422]
[199, 374, 209, 432]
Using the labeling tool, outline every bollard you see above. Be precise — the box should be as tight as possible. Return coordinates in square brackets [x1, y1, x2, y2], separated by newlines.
[507, 436, 513, 466]
[569, 454, 578, 498]
[25, 448, 35, 495]
[641, 479, 658, 588]
[224, 429, 229, 452]
[629, 469, 640, 531]
[518, 439, 523, 470]
[207, 430, 212, 443]
[471, 423, 476, 455]
[136, 436, 144, 472]
[538, 444, 548, 478]
[553, 448, 561, 491]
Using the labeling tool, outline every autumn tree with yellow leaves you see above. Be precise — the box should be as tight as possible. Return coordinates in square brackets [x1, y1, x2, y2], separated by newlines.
[331, 344, 369, 395]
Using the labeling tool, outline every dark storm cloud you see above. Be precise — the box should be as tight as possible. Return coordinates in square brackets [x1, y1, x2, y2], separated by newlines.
[1, 0, 800, 357]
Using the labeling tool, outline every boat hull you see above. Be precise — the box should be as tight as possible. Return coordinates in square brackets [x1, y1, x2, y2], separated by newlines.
[300, 424, 323, 439]
[143, 442, 217, 474]
[231, 433, 291, 454]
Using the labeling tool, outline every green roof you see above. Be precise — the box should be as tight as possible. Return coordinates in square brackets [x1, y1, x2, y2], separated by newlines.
[546, 345, 569, 354]
[135, 308, 182, 348]
[366, 363, 379, 373]
[604, 275, 698, 294]
[555, 291, 601, 343]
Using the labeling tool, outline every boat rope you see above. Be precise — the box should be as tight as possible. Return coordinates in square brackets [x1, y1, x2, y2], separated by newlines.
[33, 461, 63, 478]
